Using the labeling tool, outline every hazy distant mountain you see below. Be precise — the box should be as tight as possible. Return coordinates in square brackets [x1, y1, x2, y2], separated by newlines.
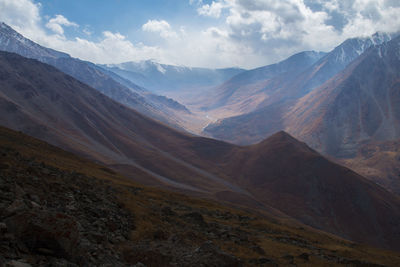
[204, 33, 395, 146]
[0, 22, 191, 130]
[102, 60, 244, 96]
[199, 51, 326, 116]
[286, 34, 400, 157]
[293, 32, 393, 96]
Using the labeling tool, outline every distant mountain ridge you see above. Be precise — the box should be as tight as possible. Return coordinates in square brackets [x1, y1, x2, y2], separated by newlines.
[198, 50, 326, 116]
[293, 32, 393, 96]
[286, 34, 400, 157]
[0, 22, 192, 130]
[102, 60, 245, 97]
[204, 32, 397, 146]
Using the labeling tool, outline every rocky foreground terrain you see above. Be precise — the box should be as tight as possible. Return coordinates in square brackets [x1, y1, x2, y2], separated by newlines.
[1, 127, 400, 266]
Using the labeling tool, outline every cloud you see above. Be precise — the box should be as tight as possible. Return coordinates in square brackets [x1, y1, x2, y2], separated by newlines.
[45, 14, 78, 35]
[142, 19, 178, 39]
[0, 0, 162, 64]
[0, 0, 42, 38]
[197, 2, 225, 18]
[0, 0, 400, 69]
[194, 0, 400, 66]
[61, 32, 162, 64]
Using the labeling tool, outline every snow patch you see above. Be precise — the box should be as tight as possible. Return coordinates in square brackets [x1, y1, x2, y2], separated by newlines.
[155, 62, 166, 74]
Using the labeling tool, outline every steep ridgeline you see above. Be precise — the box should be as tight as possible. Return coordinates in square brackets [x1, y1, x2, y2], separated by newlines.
[204, 32, 394, 144]
[291, 32, 392, 96]
[1, 51, 400, 251]
[285, 35, 400, 157]
[0, 23, 69, 60]
[0, 22, 191, 130]
[102, 60, 244, 100]
[200, 51, 326, 116]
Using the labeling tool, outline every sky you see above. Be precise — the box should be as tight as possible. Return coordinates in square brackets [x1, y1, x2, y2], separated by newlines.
[0, 0, 399, 69]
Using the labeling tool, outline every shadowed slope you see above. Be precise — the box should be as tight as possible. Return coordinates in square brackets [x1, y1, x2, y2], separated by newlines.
[0, 51, 240, 196]
[221, 131, 400, 250]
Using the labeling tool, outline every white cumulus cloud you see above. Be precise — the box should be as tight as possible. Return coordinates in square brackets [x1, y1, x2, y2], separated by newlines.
[142, 19, 178, 39]
[45, 15, 78, 35]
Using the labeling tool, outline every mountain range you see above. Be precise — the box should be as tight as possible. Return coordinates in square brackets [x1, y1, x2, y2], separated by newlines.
[102, 60, 244, 100]
[203, 32, 394, 146]
[0, 22, 199, 132]
[1, 21, 400, 262]
[201, 32, 400, 195]
[1, 50, 400, 252]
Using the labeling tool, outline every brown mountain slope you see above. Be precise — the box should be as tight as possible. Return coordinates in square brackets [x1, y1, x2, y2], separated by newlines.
[0, 51, 243, 196]
[1, 51, 400, 251]
[3, 127, 400, 266]
[218, 131, 400, 250]
[339, 139, 400, 195]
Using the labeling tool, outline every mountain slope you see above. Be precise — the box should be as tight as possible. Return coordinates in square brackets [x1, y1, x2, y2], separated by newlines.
[199, 51, 325, 117]
[290, 32, 392, 96]
[220, 132, 400, 250]
[0, 51, 246, 197]
[0, 23, 69, 59]
[285, 35, 400, 157]
[204, 33, 395, 145]
[3, 126, 400, 266]
[1, 51, 400, 251]
[339, 139, 400, 195]
[0, 22, 192, 130]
